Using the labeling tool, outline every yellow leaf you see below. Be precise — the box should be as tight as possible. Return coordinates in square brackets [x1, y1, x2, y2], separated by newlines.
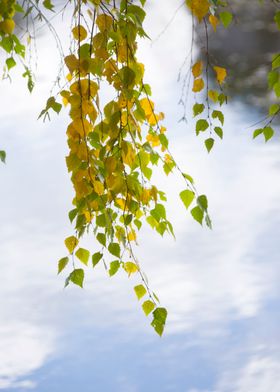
[65, 236, 79, 253]
[192, 61, 203, 78]
[123, 262, 138, 276]
[186, 0, 210, 22]
[0, 19, 15, 34]
[64, 55, 79, 74]
[70, 80, 98, 97]
[208, 89, 219, 102]
[96, 14, 113, 32]
[146, 134, 160, 147]
[141, 189, 150, 205]
[128, 230, 136, 241]
[209, 14, 219, 32]
[105, 157, 117, 173]
[93, 180, 104, 196]
[83, 210, 92, 223]
[139, 98, 154, 117]
[164, 154, 173, 164]
[192, 78, 205, 92]
[213, 66, 227, 84]
[72, 118, 92, 136]
[72, 25, 87, 41]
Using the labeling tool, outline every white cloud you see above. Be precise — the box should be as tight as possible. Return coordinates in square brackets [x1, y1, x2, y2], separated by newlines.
[217, 355, 280, 392]
[0, 322, 55, 390]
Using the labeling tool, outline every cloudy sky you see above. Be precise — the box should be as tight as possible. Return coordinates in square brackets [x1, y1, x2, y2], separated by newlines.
[1, 1, 280, 391]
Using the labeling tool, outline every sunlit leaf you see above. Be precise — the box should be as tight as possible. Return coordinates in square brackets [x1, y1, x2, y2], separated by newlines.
[134, 284, 147, 300]
[180, 189, 195, 210]
[75, 248, 90, 265]
[124, 262, 138, 276]
[64, 236, 79, 253]
[191, 205, 204, 225]
[142, 300, 155, 316]
[263, 126, 274, 142]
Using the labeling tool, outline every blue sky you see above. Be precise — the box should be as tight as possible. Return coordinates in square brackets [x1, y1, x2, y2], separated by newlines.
[1, 1, 280, 391]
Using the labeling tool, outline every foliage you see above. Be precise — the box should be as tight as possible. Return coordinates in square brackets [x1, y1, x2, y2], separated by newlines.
[0, 0, 279, 335]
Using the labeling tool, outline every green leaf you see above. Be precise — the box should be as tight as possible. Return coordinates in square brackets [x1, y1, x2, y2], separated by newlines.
[212, 110, 224, 125]
[151, 307, 167, 336]
[196, 119, 209, 135]
[134, 219, 142, 230]
[193, 103, 205, 117]
[75, 248, 90, 265]
[180, 189, 195, 210]
[197, 195, 208, 211]
[134, 284, 147, 300]
[205, 137, 214, 153]
[269, 104, 279, 116]
[64, 236, 79, 253]
[109, 260, 120, 276]
[68, 208, 78, 223]
[159, 133, 169, 149]
[191, 206, 204, 225]
[43, 0, 54, 11]
[214, 126, 223, 139]
[96, 213, 106, 227]
[97, 232, 106, 247]
[253, 128, 263, 139]
[92, 252, 103, 267]
[183, 173, 194, 184]
[142, 300, 155, 316]
[219, 11, 233, 28]
[150, 203, 166, 221]
[274, 11, 280, 30]
[272, 54, 280, 70]
[0, 150, 6, 164]
[58, 257, 69, 274]
[274, 81, 280, 97]
[263, 126, 274, 142]
[108, 242, 120, 258]
[268, 71, 278, 89]
[218, 93, 227, 106]
[6, 57, 16, 70]
[68, 269, 84, 288]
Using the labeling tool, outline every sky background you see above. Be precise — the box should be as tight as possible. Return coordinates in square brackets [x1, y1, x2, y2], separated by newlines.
[1, 1, 280, 391]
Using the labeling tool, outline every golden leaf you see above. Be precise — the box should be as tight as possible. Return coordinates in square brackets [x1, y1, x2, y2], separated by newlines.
[186, 0, 210, 22]
[192, 61, 203, 78]
[72, 25, 87, 41]
[213, 66, 227, 84]
[0, 19, 15, 34]
[209, 15, 219, 32]
[93, 180, 104, 196]
[192, 78, 205, 92]
[96, 14, 113, 32]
